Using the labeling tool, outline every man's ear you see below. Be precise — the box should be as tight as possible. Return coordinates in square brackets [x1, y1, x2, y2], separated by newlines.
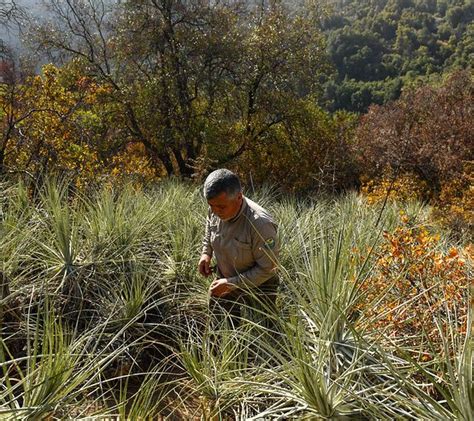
[237, 192, 243, 201]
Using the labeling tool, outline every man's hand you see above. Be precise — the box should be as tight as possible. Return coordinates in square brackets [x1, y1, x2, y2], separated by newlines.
[198, 254, 212, 277]
[209, 278, 236, 297]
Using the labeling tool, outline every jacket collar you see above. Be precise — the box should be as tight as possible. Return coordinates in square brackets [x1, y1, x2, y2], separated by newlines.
[227, 196, 247, 223]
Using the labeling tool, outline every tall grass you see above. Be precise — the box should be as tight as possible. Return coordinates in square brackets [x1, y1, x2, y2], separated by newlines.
[0, 177, 470, 419]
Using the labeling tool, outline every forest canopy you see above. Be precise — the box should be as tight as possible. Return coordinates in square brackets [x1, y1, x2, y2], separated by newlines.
[322, 0, 473, 111]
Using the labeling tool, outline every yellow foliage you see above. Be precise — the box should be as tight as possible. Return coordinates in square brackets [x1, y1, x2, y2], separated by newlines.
[433, 166, 473, 233]
[1, 63, 161, 189]
[360, 165, 473, 232]
[360, 169, 430, 204]
[2, 64, 101, 186]
[109, 143, 157, 184]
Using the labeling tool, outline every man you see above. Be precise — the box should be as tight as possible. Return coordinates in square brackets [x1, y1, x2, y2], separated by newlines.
[198, 169, 279, 326]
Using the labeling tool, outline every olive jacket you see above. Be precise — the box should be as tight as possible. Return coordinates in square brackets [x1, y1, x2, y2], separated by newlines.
[202, 197, 279, 288]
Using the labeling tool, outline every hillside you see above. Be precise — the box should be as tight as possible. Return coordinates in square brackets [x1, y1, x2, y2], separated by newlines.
[322, 0, 473, 111]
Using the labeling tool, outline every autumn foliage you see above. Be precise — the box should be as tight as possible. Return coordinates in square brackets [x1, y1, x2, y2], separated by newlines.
[356, 71, 473, 231]
[0, 63, 158, 187]
[358, 213, 470, 360]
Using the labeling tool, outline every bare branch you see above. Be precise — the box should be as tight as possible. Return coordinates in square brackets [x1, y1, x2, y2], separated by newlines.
[0, 0, 27, 28]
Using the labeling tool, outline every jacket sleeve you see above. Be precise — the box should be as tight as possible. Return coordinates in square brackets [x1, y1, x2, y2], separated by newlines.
[228, 218, 279, 288]
[202, 210, 213, 256]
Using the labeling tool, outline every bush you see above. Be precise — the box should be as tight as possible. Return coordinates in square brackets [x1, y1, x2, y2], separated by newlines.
[358, 214, 470, 362]
[360, 168, 430, 204]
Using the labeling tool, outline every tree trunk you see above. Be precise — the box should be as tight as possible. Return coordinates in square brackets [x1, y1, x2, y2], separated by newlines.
[0, 147, 5, 175]
[173, 148, 194, 178]
[159, 151, 175, 176]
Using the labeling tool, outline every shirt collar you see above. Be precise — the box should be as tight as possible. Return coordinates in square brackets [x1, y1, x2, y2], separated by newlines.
[227, 196, 247, 223]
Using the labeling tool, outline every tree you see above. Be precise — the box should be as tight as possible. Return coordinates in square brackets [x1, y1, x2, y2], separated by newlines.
[327, 28, 387, 81]
[0, 0, 27, 60]
[31, 0, 329, 177]
[0, 63, 104, 183]
[237, 100, 358, 193]
[355, 70, 473, 195]
[0, 0, 25, 29]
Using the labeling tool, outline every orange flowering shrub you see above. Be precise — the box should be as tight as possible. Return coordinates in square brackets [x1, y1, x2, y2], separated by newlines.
[358, 214, 470, 360]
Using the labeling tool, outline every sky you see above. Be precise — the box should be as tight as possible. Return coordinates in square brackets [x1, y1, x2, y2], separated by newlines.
[1, 0, 118, 51]
[1, 0, 44, 50]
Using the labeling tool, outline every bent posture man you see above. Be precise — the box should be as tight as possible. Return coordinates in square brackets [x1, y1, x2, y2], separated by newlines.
[198, 169, 279, 326]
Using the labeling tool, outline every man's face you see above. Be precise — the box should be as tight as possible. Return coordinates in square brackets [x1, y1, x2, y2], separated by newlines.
[208, 191, 243, 221]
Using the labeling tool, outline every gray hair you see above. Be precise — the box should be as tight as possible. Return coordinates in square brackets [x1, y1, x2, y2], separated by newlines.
[203, 169, 242, 200]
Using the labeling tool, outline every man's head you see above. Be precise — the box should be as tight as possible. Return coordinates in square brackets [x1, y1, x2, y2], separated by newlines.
[203, 169, 243, 221]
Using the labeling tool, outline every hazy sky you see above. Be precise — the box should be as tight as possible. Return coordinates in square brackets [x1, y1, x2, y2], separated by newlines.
[16, 0, 44, 13]
[1, 0, 50, 52]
